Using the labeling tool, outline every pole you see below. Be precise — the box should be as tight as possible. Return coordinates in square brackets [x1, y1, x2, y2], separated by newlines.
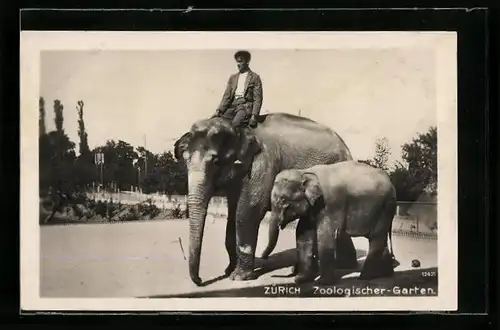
[144, 134, 148, 175]
[95, 153, 100, 193]
[95, 152, 105, 192]
[96, 165, 99, 193]
[100, 163, 103, 192]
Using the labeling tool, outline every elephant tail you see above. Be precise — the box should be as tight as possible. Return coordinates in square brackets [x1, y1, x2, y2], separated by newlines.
[388, 220, 394, 257]
[386, 189, 397, 258]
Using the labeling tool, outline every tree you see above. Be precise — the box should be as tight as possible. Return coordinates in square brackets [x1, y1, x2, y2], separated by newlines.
[39, 99, 77, 193]
[73, 101, 95, 188]
[358, 137, 391, 172]
[372, 137, 391, 171]
[76, 100, 91, 158]
[54, 100, 64, 133]
[135, 149, 188, 195]
[135, 146, 155, 179]
[389, 126, 437, 201]
[38, 97, 190, 196]
[92, 140, 139, 190]
[401, 126, 437, 195]
[39, 97, 46, 136]
[388, 162, 422, 201]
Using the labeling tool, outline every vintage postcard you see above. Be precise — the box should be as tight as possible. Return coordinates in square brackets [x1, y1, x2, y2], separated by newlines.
[20, 31, 457, 312]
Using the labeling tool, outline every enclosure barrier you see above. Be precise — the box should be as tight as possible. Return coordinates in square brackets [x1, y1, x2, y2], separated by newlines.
[85, 191, 437, 240]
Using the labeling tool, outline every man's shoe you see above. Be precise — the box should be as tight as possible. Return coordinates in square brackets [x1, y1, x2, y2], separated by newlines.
[234, 159, 243, 165]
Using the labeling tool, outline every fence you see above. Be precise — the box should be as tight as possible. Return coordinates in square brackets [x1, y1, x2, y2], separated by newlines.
[86, 191, 189, 212]
[87, 191, 437, 239]
[392, 201, 437, 238]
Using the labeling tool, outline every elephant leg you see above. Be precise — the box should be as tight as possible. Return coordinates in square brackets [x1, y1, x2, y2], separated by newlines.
[359, 233, 393, 280]
[381, 245, 396, 275]
[230, 184, 268, 281]
[229, 206, 263, 281]
[290, 223, 306, 277]
[334, 231, 358, 270]
[289, 219, 301, 277]
[224, 192, 238, 276]
[316, 212, 340, 285]
[360, 199, 396, 280]
[294, 216, 318, 284]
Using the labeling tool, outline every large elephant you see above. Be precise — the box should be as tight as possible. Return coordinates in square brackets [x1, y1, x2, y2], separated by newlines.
[173, 113, 354, 286]
[261, 161, 397, 285]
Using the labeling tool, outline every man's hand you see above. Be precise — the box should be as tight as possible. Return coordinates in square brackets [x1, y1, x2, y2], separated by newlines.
[249, 114, 258, 128]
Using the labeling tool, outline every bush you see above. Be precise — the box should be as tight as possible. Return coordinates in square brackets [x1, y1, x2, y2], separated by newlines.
[138, 198, 161, 219]
[39, 191, 187, 224]
[172, 206, 182, 218]
[94, 201, 107, 218]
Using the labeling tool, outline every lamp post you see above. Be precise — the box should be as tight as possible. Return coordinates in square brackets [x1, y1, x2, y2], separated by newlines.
[138, 166, 141, 192]
[94, 152, 104, 192]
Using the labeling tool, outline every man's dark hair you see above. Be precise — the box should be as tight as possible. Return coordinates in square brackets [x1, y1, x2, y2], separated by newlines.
[234, 50, 251, 62]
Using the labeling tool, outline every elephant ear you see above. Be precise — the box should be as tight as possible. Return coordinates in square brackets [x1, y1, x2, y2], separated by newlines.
[302, 172, 322, 206]
[174, 132, 192, 162]
[239, 131, 262, 164]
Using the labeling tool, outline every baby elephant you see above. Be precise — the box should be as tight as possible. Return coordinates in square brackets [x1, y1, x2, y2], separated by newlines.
[261, 161, 397, 285]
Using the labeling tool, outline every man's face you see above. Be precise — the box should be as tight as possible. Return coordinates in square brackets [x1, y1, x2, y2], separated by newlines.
[236, 57, 249, 72]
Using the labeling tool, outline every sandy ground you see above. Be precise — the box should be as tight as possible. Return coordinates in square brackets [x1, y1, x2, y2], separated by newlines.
[40, 216, 438, 298]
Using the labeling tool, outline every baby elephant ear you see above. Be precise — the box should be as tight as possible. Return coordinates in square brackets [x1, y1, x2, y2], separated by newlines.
[302, 172, 322, 206]
[174, 132, 192, 162]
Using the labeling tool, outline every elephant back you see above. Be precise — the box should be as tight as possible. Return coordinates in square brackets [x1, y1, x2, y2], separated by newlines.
[253, 112, 353, 167]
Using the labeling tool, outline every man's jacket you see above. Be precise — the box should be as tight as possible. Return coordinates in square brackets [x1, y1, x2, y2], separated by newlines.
[217, 70, 263, 116]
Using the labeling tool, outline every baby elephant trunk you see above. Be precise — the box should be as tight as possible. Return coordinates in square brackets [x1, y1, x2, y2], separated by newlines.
[261, 208, 286, 259]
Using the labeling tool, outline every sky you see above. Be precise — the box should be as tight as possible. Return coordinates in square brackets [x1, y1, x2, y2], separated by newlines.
[40, 48, 436, 167]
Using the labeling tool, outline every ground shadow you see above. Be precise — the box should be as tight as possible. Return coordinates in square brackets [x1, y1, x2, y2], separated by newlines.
[198, 247, 368, 287]
[253, 248, 369, 279]
[143, 267, 437, 298]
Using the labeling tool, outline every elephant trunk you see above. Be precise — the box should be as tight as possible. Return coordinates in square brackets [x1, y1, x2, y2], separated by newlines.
[261, 208, 284, 259]
[186, 169, 211, 286]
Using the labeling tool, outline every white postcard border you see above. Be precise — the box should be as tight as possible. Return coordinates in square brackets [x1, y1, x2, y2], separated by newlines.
[20, 31, 458, 312]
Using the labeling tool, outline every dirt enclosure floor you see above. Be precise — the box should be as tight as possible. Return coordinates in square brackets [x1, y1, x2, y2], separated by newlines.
[40, 217, 438, 298]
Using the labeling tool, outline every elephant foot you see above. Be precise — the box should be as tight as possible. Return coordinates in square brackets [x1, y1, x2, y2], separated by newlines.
[290, 264, 299, 276]
[378, 257, 396, 278]
[358, 271, 376, 281]
[335, 235, 358, 269]
[359, 264, 378, 281]
[294, 272, 317, 285]
[359, 255, 395, 280]
[315, 274, 338, 286]
[334, 256, 359, 270]
[229, 268, 258, 281]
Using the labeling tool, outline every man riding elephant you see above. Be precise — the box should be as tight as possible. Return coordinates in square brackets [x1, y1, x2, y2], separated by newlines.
[212, 50, 263, 165]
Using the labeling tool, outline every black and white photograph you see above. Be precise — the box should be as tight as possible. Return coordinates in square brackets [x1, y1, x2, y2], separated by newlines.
[20, 31, 458, 311]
